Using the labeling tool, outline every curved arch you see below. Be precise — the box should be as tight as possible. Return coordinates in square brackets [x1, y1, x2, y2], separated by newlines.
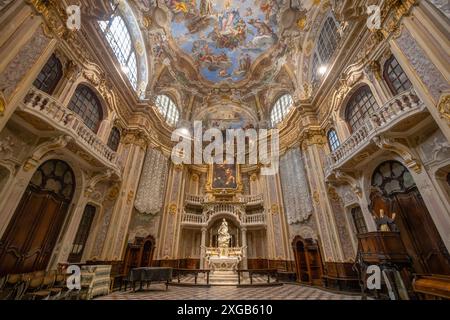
[343, 84, 379, 133]
[98, 0, 148, 97]
[155, 94, 180, 127]
[206, 212, 240, 228]
[68, 84, 105, 133]
[0, 160, 76, 275]
[270, 93, 294, 127]
[33, 53, 63, 95]
[309, 13, 340, 85]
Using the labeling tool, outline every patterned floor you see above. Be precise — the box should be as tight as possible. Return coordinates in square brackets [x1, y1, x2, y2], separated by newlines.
[174, 274, 278, 285]
[97, 284, 362, 300]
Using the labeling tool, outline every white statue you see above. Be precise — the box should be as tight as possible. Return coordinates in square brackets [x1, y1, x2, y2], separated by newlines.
[218, 219, 231, 248]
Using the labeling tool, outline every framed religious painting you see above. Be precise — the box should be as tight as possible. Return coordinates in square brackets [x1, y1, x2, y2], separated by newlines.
[206, 162, 242, 195]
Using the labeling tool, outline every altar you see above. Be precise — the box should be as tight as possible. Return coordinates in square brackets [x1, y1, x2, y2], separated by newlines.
[206, 247, 243, 272]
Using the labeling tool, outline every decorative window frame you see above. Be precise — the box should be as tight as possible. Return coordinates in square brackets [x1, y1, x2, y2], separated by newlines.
[98, 0, 148, 98]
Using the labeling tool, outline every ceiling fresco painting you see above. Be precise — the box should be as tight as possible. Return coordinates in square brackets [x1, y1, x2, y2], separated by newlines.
[164, 0, 283, 83]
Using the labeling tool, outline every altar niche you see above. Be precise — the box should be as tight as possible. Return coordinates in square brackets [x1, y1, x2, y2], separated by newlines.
[209, 218, 239, 248]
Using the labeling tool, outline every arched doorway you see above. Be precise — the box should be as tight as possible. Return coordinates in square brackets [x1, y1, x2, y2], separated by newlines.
[123, 235, 156, 275]
[0, 160, 75, 276]
[292, 236, 324, 285]
[370, 161, 450, 275]
[141, 236, 155, 268]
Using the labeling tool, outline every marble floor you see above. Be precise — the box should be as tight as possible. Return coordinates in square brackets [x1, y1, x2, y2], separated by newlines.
[97, 284, 362, 300]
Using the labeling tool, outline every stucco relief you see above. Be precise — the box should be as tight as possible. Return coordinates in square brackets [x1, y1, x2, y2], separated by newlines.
[419, 129, 450, 165]
[91, 202, 115, 258]
[395, 28, 449, 101]
[134, 148, 169, 215]
[127, 208, 161, 243]
[280, 148, 313, 224]
[428, 0, 450, 19]
[0, 27, 51, 99]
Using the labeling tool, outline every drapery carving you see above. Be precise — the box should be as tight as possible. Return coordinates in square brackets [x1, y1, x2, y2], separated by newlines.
[134, 148, 168, 215]
[280, 148, 313, 224]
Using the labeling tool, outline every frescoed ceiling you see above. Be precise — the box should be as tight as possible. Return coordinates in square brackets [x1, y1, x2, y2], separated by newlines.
[165, 0, 282, 83]
[133, 0, 322, 94]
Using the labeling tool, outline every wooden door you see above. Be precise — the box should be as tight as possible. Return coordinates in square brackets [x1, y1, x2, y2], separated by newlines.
[141, 240, 154, 267]
[370, 161, 450, 275]
[0, 160, 75, 276]
[293, 238, 310, 283]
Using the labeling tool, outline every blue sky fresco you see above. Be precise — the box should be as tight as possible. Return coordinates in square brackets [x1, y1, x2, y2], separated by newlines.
[165, 0, 281, 83]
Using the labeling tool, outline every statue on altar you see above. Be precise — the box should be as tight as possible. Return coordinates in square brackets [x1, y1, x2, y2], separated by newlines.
[218, 219, 231, 248]
[373, 209, 398, 232]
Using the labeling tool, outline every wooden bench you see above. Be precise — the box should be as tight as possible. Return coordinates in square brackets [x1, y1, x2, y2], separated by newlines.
[237, 269, 278, 285]
[413, 274, 450, 300]
[173, 269, 210, 285]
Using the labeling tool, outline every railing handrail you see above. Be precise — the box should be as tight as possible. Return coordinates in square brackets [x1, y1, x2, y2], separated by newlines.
[23, 87, 120, 170]
[326, 89, 423, 173]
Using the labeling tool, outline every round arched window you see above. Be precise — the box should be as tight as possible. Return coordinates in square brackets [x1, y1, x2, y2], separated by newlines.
[155, 95, 180, 126]
[270, 94, 294, 126]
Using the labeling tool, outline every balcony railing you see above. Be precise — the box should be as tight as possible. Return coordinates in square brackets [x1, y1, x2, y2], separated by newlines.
[185, 194, 205, 205]
[243, 213, 267, 225]
[204, 203, 244, 220]
[239, 194, 264, 205]
[22, 88, 120, 171]
[181, 213, 205, 225]
[325, 89, 425, 176]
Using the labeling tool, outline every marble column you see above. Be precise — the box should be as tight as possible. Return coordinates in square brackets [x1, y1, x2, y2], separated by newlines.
[0, 3, 58, 132]
[241, 227, 248, 269]
[388, 1, 450, 141]
[200, 227, 207, 269]
[101, 130, 147, 260]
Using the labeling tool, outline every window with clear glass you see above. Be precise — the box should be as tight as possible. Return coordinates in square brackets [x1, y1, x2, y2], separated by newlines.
[270, 94, 294, 126]
[383, 55, 412, 95]
[327, 129, 340, 152]
[351, 207, 368, 234]
[99, 15, 138, 90]
[107, 127, 121, 152]
[345, 86, 379, 132]
[155, 95, 180, 126]
[33, 54, 63, 95]
[311, 16, 340, 85]
[68, 85, 103, 133]
[68, 204, 96, 263]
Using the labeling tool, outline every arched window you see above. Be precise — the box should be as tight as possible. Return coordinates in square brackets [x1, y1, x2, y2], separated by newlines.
[311, 16, 340, 85]
[68, 85, 103, 133]
[383, 55, 412, 95]
[155, 95, 180, 126]
[345, 85, 379, 132]
[99, 15, 138, 90]
[327, 129, 340, 152]
[33, 54, 63, 95]
[270, 94, 294, 126]
[68, 204, 96, 263]
[351, 207, 367, 234]
[107, 127, 121, 152]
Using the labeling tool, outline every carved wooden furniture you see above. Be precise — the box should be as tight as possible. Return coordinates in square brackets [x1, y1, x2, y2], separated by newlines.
[356, 231, 413, 299]
[357, 232, 410, 265]
[413, 274, 450, 300]
[292, 237, 324, 286]
[322, 262, 360, 292]
[122, 236, 155, 277]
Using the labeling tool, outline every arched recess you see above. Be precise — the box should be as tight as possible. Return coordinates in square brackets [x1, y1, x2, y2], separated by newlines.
[292, 236, 324, 286]
[0, 160, 76, 276]
[123, 235, 156, 275]
[369, 160, 450, 275]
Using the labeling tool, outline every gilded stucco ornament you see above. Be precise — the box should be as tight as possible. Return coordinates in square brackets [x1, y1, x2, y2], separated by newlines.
[0, 94, 5, 116]
[438, 95, 450, 124]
